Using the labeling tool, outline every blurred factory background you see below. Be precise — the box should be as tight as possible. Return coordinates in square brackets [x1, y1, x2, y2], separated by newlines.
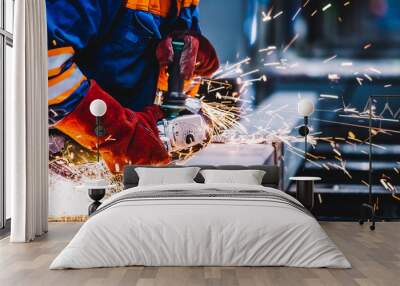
[197, 0, 400, 220]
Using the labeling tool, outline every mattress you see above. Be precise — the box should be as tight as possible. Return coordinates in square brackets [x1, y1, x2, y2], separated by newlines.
[50, 183, 351, 269]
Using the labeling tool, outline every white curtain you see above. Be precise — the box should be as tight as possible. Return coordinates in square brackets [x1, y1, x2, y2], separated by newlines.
[8, 0, 48, 242]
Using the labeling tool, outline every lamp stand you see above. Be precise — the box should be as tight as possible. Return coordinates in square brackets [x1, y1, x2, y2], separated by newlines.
[304, 116, 308, 164]
[359, 96, 377, 230]
[96, 117, 100, 162]
[299, 116, 310, 173]
[94, 116, 106, 163]
[357, 95, 400, 230]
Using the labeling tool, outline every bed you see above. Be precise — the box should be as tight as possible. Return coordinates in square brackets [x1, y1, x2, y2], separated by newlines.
[50, 165, 350, 269]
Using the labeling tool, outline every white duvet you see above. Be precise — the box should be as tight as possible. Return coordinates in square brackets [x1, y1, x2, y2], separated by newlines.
[50, 183, 351, 269]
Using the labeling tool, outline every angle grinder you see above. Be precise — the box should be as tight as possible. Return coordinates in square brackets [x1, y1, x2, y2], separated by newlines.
[161, 38, 201, 115]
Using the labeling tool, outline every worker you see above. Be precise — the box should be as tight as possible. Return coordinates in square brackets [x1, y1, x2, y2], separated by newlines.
[47, 0, 219, 173]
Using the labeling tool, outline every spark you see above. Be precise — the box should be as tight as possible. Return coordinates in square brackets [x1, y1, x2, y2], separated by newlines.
[239, 69, 259, 78]
[105, 135, 116, 142]
[361, 180, 369, 186]
[264, 62, 281, 66]
[368, 67, 381, 74]
[303, 0, 310, 8]
[333, 148, 342, 156]
[214, 57, 251, 79]
[322, 3, 332, 11]
[283, 33, 299, 53]
[273, 11, 284, 19]
[243, 75, 267, 83]
[262, 8, 273, 22]
[384, 84, 392, 88]
[311, 10, 318, 17]
[328, 73, 340, 81]
[363, 73, 373, 82]
[258, 46, 276, 52]
[208, 86, 227, 93]
[323, 54, 337, 63]
[320, 94, 339, 99]
[341, 62, 353, 66]
[363, 43, 372, 50]
[343, 107, 357, 113]
[380, 179, 391, 191]
[201, 101, 245, 135]
[292, 8, 302, 21]
[202, 79, 232, 87]
[344, 1, 351, 6]
[356, 77, 363, 85]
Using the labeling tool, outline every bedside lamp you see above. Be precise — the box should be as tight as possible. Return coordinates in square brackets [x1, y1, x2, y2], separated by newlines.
[297, 99, 315, 161]
[90, 99, 107, 162]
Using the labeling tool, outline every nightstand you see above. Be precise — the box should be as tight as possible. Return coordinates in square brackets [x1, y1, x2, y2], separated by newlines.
[289, 177, 321, 210]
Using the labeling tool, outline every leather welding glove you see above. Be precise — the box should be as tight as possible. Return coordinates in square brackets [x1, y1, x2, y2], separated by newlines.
[55, 80, 171, 173]
[156, 31, 219, 96]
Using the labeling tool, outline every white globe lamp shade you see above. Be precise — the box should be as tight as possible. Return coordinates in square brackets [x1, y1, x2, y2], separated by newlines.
[298, 99, 315, 117]
[90, 99, 107, 117]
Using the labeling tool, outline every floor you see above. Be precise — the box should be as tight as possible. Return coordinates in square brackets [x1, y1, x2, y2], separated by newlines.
[0, 222, 399, 286]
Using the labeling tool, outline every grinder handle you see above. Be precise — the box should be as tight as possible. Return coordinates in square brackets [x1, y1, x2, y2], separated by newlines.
[167, 40, 185, 94]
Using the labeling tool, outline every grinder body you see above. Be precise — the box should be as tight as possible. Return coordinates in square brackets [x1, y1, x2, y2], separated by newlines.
[162, 40, 187, 109]
[161, 39, 201, 114]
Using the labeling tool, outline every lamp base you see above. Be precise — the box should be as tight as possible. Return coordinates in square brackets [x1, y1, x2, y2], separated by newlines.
[88, 188, 106, 215]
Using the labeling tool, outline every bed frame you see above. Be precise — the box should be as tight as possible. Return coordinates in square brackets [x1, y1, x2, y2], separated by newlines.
[123, 165, 281, 189]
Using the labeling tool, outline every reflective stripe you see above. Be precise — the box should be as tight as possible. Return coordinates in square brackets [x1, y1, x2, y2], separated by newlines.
[180, 0, 200, 8]
[182, 0, 192, 7]
[48, 53, 72, 77]
[48, 47, 74, 77]
[126, 0, 170, 17]
[48, 63, 86, 105]
[48, 46, 74, 57]
[126, 0, 199, 17]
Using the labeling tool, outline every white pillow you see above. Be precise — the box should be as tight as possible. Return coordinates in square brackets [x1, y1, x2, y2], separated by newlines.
[200, 169, 266, 185]
[136, 167, 200, 186]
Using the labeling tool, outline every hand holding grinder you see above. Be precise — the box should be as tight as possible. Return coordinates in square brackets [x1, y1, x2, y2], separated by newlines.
[156, 31, 219, 153]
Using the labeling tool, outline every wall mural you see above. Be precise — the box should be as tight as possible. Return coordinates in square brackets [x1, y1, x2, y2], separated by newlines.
[47, 0, 242, 219]
[48, 0, 400, 220]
